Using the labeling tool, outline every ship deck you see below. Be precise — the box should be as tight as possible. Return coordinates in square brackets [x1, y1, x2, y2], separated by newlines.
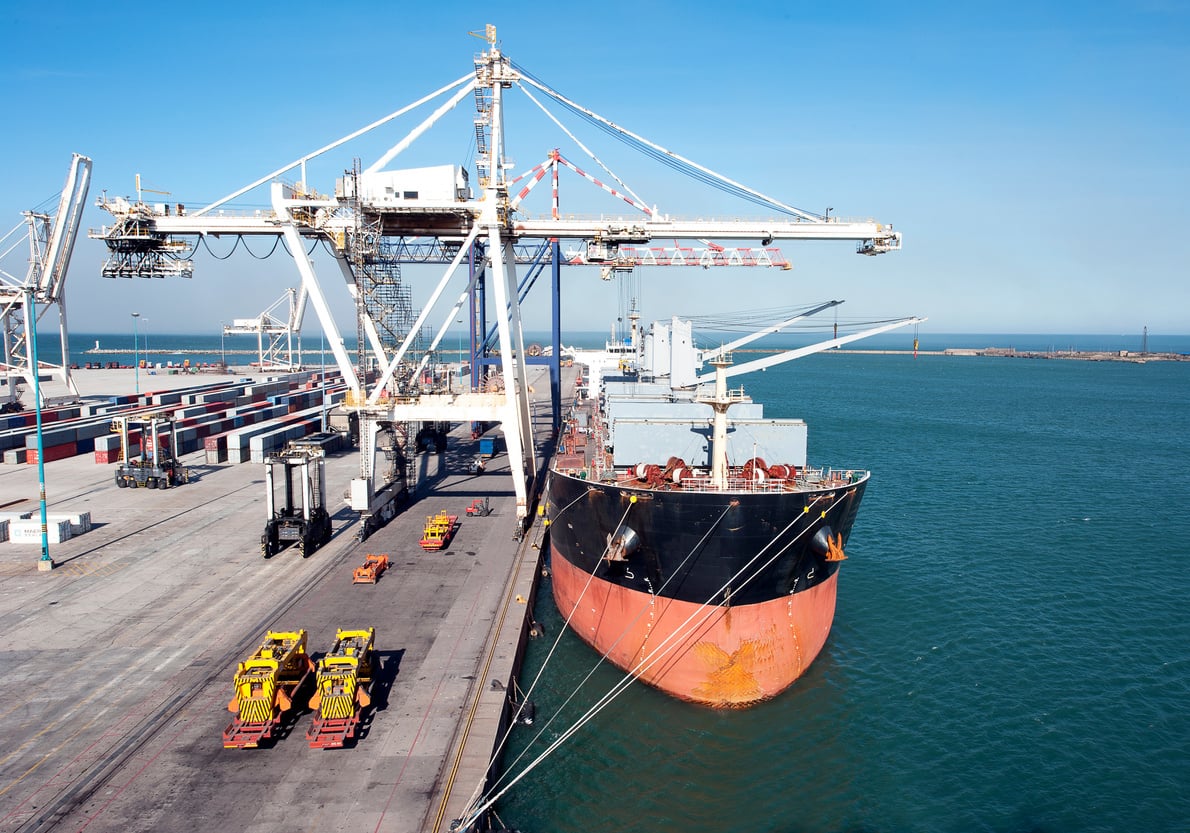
[0, 366, 566, 833]
[556, 389, 867, 492]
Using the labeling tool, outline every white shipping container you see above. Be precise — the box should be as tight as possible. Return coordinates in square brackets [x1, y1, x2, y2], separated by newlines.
[9, 519, 72, 544]
[45, 512, 91, 535]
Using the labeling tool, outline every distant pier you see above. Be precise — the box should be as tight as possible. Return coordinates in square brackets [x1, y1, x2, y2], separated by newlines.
[727, 347, 1188, 363]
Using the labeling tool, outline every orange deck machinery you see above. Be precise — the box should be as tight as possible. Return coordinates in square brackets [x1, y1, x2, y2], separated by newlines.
[352, 553, 390, 584]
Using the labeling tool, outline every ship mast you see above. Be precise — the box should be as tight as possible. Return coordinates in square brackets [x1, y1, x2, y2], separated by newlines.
[697, 354, 744, 488]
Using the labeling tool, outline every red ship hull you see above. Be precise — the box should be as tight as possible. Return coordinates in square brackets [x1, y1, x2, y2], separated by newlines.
[551, 543, 839, 708]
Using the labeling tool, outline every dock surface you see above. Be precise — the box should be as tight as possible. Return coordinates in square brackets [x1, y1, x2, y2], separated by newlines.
[0, 367, 564, 833]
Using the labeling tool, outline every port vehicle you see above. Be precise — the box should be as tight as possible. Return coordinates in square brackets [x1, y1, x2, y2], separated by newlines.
[112, 413, 188, 489]
[261, 441, 332, 557]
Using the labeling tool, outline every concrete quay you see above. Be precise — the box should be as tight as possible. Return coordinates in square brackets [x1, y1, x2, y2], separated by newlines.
[0, 366, 566, 833]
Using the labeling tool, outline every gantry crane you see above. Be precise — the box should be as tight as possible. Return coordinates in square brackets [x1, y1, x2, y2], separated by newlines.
[223, 287, 305, 372]
[88, 25, 902, 537]
[0, 153, 91, 408]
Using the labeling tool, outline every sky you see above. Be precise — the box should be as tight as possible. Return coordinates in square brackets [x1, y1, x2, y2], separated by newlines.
[1, 1, 1187, 341]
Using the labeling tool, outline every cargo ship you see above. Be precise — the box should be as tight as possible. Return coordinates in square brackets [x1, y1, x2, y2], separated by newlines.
[546, 305, 915, 707]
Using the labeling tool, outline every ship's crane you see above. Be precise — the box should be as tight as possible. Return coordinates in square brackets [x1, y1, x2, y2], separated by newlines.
[223, 288, 305, 372]
[87, 26, 904, 535]
[0, 153, 91, 408]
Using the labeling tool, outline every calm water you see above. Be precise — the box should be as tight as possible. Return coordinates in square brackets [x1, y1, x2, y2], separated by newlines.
[494, 353, 1190, 833]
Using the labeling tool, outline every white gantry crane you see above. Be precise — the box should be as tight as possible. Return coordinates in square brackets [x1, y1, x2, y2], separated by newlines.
[88, 25, 905, 535]
[0, 153, 91, 408]
[223, 288, 305, 372]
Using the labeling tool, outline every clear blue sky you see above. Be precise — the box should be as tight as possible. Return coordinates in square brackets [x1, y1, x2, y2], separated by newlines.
[1, 1, 1187, 339]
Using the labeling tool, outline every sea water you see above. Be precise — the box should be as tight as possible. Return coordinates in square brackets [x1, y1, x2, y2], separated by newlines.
[495, 352, 1190, 833]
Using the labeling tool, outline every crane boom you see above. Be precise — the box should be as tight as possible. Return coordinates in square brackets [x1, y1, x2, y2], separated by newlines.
[39, 153, 92, 301]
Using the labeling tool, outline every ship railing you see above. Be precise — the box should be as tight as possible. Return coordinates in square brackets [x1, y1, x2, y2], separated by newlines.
[601, 466, 869, 493]
[608, 472, 791, 494]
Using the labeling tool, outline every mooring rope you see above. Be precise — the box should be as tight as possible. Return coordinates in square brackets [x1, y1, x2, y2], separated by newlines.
[477, 499, 736, 808]
[460, 489, 848, 829]
[456, 492, 636, 820]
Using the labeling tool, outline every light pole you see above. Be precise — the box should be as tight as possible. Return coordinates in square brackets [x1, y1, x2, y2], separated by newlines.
[131, 312, 140, 395]
[457, 319, 464, 389]
[28, 289, 53, 571]
[220, 322, 226, 371]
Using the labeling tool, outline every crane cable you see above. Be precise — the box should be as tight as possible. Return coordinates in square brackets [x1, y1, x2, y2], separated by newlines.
[515, 80, 651, 212]
[461, 488, 850, 829]
[512, 62, 821, 221]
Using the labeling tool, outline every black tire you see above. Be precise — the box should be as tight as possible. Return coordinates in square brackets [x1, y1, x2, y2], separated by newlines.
[116, 475, 128, 488]
[146, 478, 157, 489]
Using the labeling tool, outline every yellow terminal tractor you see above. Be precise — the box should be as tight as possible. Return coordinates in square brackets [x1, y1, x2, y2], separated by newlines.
[223, 630, 314, 748]
[306, 628, 376, 749]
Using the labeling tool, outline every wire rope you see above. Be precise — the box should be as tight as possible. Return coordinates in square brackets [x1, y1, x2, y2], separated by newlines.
[515, 81, 650, 211]
[476, 499, 737, 812]
[512, 62, 819, 219]
[455, 490, 638, 818]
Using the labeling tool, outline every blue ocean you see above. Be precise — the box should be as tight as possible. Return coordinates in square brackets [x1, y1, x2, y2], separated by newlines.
[492, 349, 1190, 833]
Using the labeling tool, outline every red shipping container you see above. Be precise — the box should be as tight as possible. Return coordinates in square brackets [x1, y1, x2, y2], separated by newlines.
[27, 442, 76, 464]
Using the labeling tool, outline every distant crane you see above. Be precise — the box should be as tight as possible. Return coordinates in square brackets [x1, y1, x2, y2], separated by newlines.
[222, 288, 305, 371]
[0, 153, 91, 408]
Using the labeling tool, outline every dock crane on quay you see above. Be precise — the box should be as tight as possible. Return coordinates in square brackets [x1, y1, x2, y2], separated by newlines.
[0, 153, 91, 408]
[88, 25, 903, 541]
[223, 287, 306, 372]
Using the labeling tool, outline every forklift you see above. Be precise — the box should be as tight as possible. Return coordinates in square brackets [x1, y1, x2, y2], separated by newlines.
[261, 441, 333, 558]
[113, 414, 189, 489]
